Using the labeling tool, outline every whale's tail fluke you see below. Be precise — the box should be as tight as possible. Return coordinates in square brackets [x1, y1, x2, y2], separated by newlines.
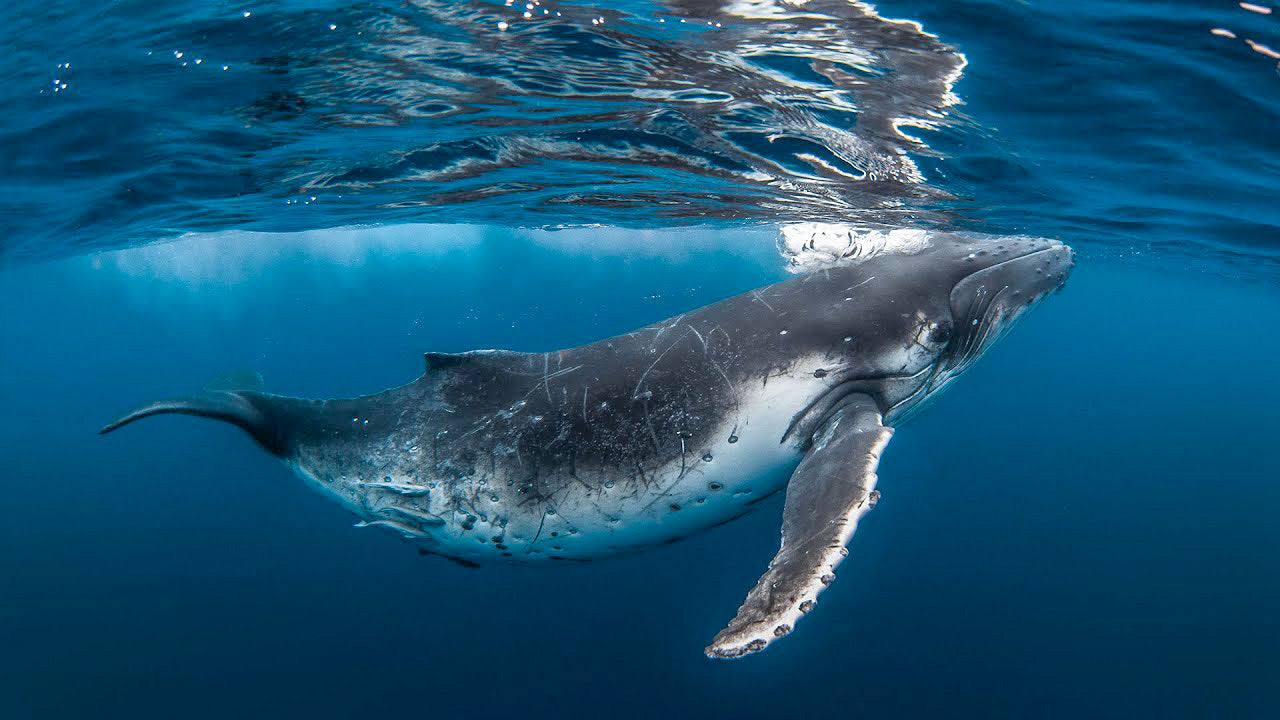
[99, 372, 291, 456]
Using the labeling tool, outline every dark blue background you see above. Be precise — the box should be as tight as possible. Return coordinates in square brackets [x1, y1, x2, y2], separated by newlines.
[3, 227, 1278, 718]
[5, 0, 1280, 714]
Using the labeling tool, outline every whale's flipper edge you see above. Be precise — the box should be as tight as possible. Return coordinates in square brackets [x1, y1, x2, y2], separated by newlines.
[706, 393, 892, 659]
[98, 372, 285, 455]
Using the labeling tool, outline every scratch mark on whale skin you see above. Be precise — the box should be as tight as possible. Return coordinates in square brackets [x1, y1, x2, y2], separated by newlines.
[633, 328, 691, 399]
[319, 312, 775, 562]
[649, 314, 686, 351]
[751, 290, 776, 313]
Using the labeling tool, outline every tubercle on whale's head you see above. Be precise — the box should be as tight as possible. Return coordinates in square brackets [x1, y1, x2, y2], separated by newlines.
[796, 234, 1074, 426]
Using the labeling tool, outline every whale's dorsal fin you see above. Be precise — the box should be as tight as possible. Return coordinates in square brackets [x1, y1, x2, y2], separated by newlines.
[424, 352, 468, 371]
[706, 393, 892, 659]
[424, 350, 530, 373]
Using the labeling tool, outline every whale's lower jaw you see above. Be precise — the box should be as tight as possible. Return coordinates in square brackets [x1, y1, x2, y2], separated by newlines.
[287, 373, 823, 564]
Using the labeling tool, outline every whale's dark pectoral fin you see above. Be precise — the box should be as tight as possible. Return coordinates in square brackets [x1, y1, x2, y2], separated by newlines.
[706, 394, 892, 659]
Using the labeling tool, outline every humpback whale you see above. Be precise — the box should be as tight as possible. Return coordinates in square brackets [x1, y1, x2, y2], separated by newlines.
[101, 234, 1073, 658]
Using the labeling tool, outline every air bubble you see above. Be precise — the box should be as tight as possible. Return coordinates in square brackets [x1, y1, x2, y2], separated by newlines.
[701, 452, 713, 462]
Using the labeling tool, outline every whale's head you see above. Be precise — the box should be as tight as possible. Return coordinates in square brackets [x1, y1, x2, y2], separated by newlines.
[788, 234, 1074, 434]
[917, 236, 1073, 415]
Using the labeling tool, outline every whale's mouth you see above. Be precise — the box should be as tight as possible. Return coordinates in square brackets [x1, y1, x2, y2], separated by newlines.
[948, 245, 1073, 367]
[947, 282, 1014, 378]
[910, 242, 1074, 412]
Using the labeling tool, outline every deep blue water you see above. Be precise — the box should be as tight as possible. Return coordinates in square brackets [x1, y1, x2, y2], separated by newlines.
[4, 0, 1280, 717]
[4, 229, 1280, 717]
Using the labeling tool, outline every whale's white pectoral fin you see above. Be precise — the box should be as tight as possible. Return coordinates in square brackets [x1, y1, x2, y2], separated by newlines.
[706, 394, 892, 659]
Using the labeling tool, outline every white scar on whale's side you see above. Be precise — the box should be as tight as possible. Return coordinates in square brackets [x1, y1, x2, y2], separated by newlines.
[101, 233, 1074, 658]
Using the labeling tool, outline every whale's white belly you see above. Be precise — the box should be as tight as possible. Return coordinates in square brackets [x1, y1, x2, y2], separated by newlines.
[293, 370, 825, 562]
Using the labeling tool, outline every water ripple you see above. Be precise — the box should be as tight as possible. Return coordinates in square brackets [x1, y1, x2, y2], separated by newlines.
[1, 0, 965, 262]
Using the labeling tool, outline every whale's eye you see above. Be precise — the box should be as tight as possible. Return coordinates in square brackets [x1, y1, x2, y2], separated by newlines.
[928, 321, 954, 345]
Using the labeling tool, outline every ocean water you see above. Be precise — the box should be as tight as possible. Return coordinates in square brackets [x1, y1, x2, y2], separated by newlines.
[3, 0, 1280, 717]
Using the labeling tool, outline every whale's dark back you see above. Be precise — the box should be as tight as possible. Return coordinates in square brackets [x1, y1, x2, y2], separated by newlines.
[101, 262, 891, 489]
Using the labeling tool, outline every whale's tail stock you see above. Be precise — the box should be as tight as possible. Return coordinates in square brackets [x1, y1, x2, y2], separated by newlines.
[99, 371, 292, 456]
